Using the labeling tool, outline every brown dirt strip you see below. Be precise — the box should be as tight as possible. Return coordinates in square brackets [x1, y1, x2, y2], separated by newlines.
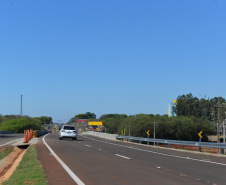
[0, 146, 27, 183]
[159, 144, 219, 153]
[0, 149, 26, 183]
[0, 146, 22, 176]
[35, 140, 76, 185]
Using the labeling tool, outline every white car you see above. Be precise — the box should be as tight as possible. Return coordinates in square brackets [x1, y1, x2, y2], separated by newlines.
[59, 125, 77, 140]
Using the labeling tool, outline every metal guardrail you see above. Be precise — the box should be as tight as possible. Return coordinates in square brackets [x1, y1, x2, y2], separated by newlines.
[116, 136, 226, 154]
[0, 131, 15, 134]
[34, 130, 49, 137]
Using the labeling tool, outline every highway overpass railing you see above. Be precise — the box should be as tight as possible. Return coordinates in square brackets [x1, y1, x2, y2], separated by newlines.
[115, 136, 226, 154]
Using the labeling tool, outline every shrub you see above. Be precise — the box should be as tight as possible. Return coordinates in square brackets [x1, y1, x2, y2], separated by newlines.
[0, 118, 42, 133]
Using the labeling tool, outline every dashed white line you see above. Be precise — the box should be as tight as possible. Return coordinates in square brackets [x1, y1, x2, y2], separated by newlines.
[86, 145, 91, 147]
[81, 135, 226, 166]
[115, 154, 131, 160]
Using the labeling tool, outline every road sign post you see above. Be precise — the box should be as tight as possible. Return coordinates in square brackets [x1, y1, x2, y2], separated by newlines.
[198, 131, 203, 152]
[146, 130, 150, 145]
[121, 129, 124, 137]
[198, 131, 203, 140]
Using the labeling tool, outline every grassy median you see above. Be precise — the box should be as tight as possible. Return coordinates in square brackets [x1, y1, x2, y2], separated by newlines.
[2, 145, 47, 185]
[0, 145, 14, 160]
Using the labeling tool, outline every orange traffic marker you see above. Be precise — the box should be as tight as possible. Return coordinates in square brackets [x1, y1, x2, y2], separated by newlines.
[23, 130, 28, 143]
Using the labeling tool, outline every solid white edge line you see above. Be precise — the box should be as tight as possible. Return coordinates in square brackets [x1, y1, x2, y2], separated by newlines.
[0, 138, 23, 147]
[43, 134, 85, 185]
[115, 154, 131, 160]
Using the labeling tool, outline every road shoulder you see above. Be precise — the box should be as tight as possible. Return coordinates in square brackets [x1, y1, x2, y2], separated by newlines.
[35, 137, 76, 185]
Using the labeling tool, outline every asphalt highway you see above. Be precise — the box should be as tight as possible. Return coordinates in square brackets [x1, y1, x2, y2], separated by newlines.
[0, 134, 23, 147]
[43, 133, 226, 185]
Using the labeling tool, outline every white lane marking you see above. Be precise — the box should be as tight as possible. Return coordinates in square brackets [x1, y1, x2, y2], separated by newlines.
[202, 159, 211, 162]
[115, 154, 131, 160]
[85, 145, 91, 147]
[81, 135, 226, 166]
[0, 138, 22, 147]
[43, 134, 85, 185]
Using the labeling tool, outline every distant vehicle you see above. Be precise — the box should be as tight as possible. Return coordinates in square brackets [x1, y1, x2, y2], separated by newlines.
[59, 125, 77, 140]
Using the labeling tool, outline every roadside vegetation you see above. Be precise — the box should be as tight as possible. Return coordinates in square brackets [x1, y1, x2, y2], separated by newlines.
[0, 145, 14, 160]
[67, 112, 97, 124]
[2, 145, 46, 185]
[70, 94, 225, 142]
[102, 114, 216, 142]
[0, 115, 52, 133]
[173, 93, 226, 121]
[100, 93, 226, 141]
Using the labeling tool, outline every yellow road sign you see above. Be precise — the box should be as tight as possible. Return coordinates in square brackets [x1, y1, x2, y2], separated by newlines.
[146, 130, 150, 136]
[121, 129, 124, 134]
[32, 131, 36, 138]
[88, 121, 104, 126]
[198, 131, 203, 138]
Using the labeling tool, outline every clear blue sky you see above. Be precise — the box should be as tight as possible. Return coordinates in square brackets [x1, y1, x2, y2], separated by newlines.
[1, 0, 226, 122]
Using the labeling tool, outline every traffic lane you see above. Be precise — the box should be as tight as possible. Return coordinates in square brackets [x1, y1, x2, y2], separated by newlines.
[45, 134, 207, 185]
[81, 134, 226, 164]
[0, 134, 23, 147]
[79, 135, 226, 185]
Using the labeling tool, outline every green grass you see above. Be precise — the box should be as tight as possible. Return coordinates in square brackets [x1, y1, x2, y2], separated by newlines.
[0, 145, 14, 160]
[2, 145, 47, 185]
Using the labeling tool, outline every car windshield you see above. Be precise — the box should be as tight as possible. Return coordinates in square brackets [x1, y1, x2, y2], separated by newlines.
[64, 126, 75, 130]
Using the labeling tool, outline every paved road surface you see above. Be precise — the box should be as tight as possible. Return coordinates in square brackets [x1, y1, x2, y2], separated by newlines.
[39, 133, 226, 185]
[0, 134, 23, 147]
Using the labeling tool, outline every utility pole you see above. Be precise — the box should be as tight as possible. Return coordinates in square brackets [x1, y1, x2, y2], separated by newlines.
[223, 119, 226, 154]
[223, 119, 226, 143]
[214, 97, 221, 153]
[20, 95, 23, 116]
[217, 97, 220, 153]
[129, 124, 130, 136]
[154, 121, 156, 146]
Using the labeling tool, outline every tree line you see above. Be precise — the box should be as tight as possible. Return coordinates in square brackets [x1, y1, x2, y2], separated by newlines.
[71, 93, 226, 141]
[174, 93, 226, 122]
[67, 112, 96, 124]
[0, 114, 52, 133]
[100, 114, 215, 141]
